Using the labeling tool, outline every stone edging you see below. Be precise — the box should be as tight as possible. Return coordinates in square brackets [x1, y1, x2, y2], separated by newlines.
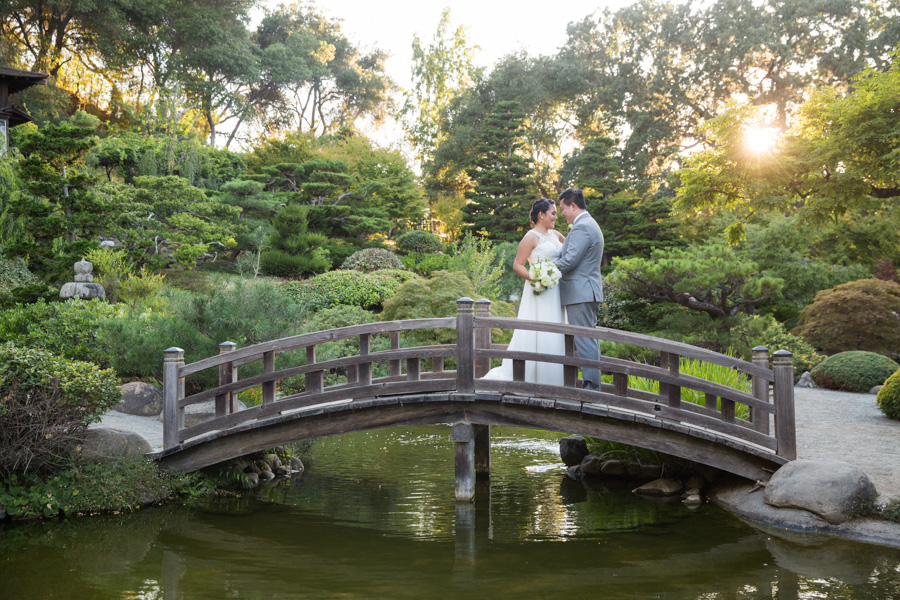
[708, 476, 900, 550]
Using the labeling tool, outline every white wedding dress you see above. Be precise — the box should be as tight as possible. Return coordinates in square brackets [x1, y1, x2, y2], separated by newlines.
[482, 229, 566, 386]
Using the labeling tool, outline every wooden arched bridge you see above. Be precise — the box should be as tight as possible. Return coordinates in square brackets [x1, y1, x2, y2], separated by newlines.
[150, 298, 795, 499]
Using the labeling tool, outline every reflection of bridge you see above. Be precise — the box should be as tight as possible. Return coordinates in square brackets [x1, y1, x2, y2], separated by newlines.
[151, 298, 796, 499]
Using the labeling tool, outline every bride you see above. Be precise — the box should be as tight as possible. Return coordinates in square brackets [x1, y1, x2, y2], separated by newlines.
[482, 199, 566, 386]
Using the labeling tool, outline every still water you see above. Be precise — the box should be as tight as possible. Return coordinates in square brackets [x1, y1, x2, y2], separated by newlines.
[1, 426, 899, 599]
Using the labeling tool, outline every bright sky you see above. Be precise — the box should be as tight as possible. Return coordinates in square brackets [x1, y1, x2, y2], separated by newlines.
[257, 0, 635, 150]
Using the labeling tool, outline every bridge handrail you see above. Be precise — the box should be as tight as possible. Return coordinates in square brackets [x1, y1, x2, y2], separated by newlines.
[476, 317, 774, 381]
[179, 317, 457, 377]
[474, 348, 772, 413]
[162, 297, 795, 462]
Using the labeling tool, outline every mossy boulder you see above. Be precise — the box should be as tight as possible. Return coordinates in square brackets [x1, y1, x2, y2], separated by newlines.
[876, 368, 900, 420]
[810, 351, 900, 393]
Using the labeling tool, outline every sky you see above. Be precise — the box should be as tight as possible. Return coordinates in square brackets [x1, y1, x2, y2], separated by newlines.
[257, 0, 635, 149]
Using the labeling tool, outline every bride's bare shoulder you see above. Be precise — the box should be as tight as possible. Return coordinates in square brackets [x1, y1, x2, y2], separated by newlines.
[552, 229, 565, 243]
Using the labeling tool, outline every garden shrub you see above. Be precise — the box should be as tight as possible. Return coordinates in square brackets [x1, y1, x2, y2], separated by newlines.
[301, 306, 391, 386]
[395, 230, 443, 254]
[793, 279, 900, 359]
[341, 247, 404, 272]
[876, 369, 900, 420]
[0, 298, 119, 366]
[0, 253, 36, 299]
[0, 343, 120, 477]
[810, 351, 900, 393]
[280, 270, 401, 311]
[380, 271, 514, 346]
[730, 314, 825, 378]
[100, 278, 305, 391]
[401, 252, 453, 275]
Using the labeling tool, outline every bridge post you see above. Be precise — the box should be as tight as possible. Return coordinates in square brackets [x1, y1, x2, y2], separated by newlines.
[751, 346, 771, 434]
[217, 341, 237, 416]
[163, 347, 184, 451]
[456, 298, 475, 394]
[453, 422, 475, 501]
[773, 350, 796, 460]
[473, 299, 492, 479]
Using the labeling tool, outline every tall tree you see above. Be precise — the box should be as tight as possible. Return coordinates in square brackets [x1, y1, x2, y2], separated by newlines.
[461, 101, 537, 243]
[401, 8, 479, 169]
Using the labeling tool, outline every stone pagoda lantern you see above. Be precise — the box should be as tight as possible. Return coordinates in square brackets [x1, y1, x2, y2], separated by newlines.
[59, 259, 105, 299]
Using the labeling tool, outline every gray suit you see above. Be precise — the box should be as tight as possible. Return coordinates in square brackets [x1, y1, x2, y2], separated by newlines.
[555, 212, 604, 390]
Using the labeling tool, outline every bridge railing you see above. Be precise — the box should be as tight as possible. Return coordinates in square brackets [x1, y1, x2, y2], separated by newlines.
[163, 297, 795, 461]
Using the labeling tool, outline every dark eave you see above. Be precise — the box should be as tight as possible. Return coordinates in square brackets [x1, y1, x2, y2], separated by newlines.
[0, 66, 49, 95]
[0, 105, 35, 126]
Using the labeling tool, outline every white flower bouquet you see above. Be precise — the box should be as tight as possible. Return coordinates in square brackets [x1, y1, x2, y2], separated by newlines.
[529, 259, 562, 295]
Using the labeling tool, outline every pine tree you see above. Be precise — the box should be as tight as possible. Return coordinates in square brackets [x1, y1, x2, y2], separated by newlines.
[462, 101, 536, 243]
[6, 122, 110, 281]
[564, 135, 682, 266]
[259, 204, 331, 277]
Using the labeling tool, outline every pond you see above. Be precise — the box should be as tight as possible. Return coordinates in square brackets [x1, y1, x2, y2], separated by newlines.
[2, 426, 899, 599]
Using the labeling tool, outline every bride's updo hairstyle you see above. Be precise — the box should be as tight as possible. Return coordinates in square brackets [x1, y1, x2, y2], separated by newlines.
[530, 198, 553, 224]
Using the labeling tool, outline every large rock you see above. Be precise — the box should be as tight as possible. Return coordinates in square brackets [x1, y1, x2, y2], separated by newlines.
[764, 459, 877, 525]
[633, 478, 684, 496]
[580, 455, 603, 475]
[797, 371, 816, 388]
[80, 427, 151, 461]
[114, 382, 164, 417]
[559, 436, 589, 467]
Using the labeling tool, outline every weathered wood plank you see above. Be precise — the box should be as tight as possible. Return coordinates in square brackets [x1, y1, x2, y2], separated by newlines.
[475, 348, 771, 413]
[359, 333, 372, 386]
[389, 332, 401, 377]
[180, 317, 457, 376]
[773, 351, 796, 460]
[179, 346, 458, 408]
[163, 348, 184, 450]
[751, 346, 771, 435]
[262, 351, 275, 405]
[456, 299, 475, 394]
[564, 335, 577, 388]
[476, 317, 774, 380]
[453, 422, 475, 501]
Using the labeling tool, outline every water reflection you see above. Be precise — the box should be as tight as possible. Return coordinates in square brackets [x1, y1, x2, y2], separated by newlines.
[0, 426, 898, 600]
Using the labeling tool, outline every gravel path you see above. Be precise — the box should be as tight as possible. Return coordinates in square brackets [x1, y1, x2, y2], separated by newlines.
[96, 410, 164, 451]
[794, 387, 900, 500]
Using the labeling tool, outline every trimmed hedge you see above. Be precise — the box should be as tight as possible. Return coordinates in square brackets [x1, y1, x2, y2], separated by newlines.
[876, 369, 900, 420]
[793, 278, 900, 358]
[281, 269, 407, 311]
[341, 247, 404, 272]
[810, 351, 900, 393]
[395, 230, 443, 254]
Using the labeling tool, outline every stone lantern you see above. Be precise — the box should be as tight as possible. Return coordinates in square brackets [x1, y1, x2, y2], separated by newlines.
[59, 259, 106, 299]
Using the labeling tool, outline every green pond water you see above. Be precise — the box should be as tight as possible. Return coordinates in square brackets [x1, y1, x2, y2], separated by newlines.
[2, 426, 899, 599]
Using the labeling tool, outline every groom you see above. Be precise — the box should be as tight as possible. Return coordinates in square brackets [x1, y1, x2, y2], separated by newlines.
[554, 188, 604, 391]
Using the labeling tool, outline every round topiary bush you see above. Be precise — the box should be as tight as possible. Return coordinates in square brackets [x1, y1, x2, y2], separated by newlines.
[395, 230, 443, 255]
[793, 278, 900, 358]
[280, 270, 402, 311]
[810, 351, 900, 393]
[877, 369, 900, 420]
[341, 248, 404, 272]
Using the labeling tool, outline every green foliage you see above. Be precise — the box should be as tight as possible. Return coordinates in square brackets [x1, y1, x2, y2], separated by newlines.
[280, 270, 403, 311]
[793, 279, 900, 358]
[260, 203, 331, 277]
[0, 459, 204, 519]
[396, 230, 444, 254]
[730, 315, 825, 378]
[401, 252, 453, 276]
[341, 247, 404, 272]
[0, 343, 120, 477]
[0, 299, 118, 365]
[83, 248, 167, 309]
[446, 232, 505, 300]
[301, 306, 390, 386]
[461, 101, 537, 243]
[610, 243, 784, 319]
[603, 355, 753, 420]
[6, 121, 109, 281]
[876, 368, 900, 420]
[0, 253, 37, 303]
[102, 175, 241, 269]
[99, 277, 305, 391]
[810, 351, 900, 393]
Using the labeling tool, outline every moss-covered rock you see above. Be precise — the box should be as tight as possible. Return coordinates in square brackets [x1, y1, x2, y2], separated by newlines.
[810, 351, 900, 393]
[876, 368, 900, 420]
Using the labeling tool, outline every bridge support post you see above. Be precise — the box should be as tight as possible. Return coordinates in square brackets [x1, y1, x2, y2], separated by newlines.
[163, 347, 184, 450]
[453, 422, 475, 501]
[474, 424, 490, 479]
[773, 350, 796, 460]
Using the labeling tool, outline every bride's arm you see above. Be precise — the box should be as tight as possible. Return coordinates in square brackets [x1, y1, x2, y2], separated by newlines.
[513, 233, 539, 280]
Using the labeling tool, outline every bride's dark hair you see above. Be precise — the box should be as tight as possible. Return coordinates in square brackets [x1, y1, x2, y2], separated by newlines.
[530, 198, 553, 224]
